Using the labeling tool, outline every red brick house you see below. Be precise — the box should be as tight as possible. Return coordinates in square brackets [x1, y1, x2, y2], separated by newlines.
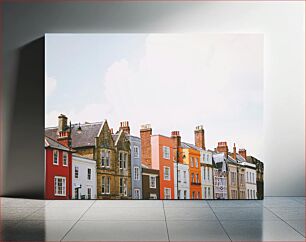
[44, 136, 73, 199]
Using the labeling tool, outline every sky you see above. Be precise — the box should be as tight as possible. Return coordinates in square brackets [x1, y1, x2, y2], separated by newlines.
[45, 33, 263, 160]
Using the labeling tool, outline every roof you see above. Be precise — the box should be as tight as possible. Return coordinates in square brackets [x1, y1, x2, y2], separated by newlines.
[72, 154, 96, 164]
[181, 142, 202, 151]
[45, 136, 71, 152]
[45, 122, 103, 148]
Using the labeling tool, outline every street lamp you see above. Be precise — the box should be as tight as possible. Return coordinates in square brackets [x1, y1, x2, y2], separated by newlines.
[76, 123, 82, 134]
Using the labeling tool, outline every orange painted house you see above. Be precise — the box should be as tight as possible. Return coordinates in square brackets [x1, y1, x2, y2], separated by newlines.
[181, 142, 202, 199]
[140, 125, 175, 199]
[151, 135, 175, 199]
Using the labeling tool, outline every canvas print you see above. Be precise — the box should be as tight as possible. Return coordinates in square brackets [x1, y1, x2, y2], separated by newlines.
[45, 33, 264, 200]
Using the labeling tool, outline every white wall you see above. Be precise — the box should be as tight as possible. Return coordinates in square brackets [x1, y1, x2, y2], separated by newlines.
[72, 156, 97, 199]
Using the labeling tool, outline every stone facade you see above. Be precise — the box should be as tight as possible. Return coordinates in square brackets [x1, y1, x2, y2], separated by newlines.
[95, 121, 132, 199]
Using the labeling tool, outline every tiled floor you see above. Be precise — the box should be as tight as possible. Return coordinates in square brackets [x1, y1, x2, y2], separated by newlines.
[0, 197, 304, 241]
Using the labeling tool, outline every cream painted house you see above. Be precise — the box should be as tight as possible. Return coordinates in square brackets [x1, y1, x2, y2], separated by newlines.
[201, 150, 213, 199]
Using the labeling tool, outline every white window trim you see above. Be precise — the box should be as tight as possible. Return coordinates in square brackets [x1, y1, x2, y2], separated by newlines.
[119, 177, 128, 196]
[149, 175, 157, 188]
[119, 151, 128, 170]
[101, 149, 111, 168]
[134, 146, 139, 158]
[53, 150, 59, 165]
[134, 188, 140, 199]
[164, 188, 171, 199]
[54, 176, 66, 196]
[62, 152, 68, 167]
[134, 166, 140, 181]
[162, 146, 170, 160]
[164, 166, 170, 181]
[101, 176, 110, 194]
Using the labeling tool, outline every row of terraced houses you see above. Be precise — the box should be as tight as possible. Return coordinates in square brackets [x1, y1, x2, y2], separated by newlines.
[44, 114, 264, 200]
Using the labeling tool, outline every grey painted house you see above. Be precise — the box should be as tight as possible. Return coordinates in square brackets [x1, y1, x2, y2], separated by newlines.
[118, 121, 142, 199]
[128, 135, 143, 199]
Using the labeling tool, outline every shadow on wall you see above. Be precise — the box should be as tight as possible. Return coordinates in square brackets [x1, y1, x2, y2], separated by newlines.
[4, 37, 45, 199]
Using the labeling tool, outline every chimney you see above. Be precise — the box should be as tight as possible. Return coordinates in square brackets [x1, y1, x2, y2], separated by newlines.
[233, 143, 237, 160]
[140, 124, 152, 168]
[109, 128, 114, 134]
[194, 125, 205, 150]
[119, 121, 130, 134]
[239, 148, 247, 160]
[57, 114, 70, 147]
[216, 141, 228, 157]
[171, 131, 181, 163]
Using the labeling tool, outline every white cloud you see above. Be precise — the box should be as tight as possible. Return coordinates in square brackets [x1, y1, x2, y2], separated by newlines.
[46, 34, 263, 159]
[102, 33, 263, 158]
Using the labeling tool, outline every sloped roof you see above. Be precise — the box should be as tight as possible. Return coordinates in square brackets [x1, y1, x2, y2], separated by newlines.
[45, 136, 71, 152]
[45, 122, 103, 148]
[181, 142, 202, 151]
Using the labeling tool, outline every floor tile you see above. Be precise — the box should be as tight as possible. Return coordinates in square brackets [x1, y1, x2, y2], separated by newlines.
[1, 220, 75, 241]
[25, 207, 88, 221]
[268, 207, 305, 220]
[0, 198, 48, 208]
[165, 207, 217, 221]
[81, 207, 164, 221]
[163, 200, 209, 208]
[286, 220, 305, 237]
[0, 220, 20, 233]
[208, 200, 262, 208]
[212, 207, 280, 221]
[92, 200, 163, 208]
[0, 207, 39, 220]
[263, 197, 304, 207]
[221, 220, 305, 241]
[167, 220, 230, 241]
[62, 220, 168, 241]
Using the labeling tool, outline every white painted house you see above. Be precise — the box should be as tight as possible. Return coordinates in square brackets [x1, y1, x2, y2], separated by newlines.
[174, 163, 190, 199]
[72, 154, 97, 199]
[201, 150, 214, 199]
[213, 153, 228, 199]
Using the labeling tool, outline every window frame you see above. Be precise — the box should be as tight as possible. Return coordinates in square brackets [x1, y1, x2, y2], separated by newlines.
[162, 146, 170, 160]
[164, 188, 171, 199]
[54, 176, 66, 196]
[133, 146, 139, 158]
[75, 166, 79, 179]
[101, 176, 110, 194]
[149, 175, 157, 188]
[63, 152, 68, 167]
[87, 168, 92, 180]
[134, 166, 140, 181]
[164, 166, 170, 181]
[53, 150, 59, 165]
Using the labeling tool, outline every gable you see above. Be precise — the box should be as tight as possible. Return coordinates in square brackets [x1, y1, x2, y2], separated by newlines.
[96, 120, 115, 149]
